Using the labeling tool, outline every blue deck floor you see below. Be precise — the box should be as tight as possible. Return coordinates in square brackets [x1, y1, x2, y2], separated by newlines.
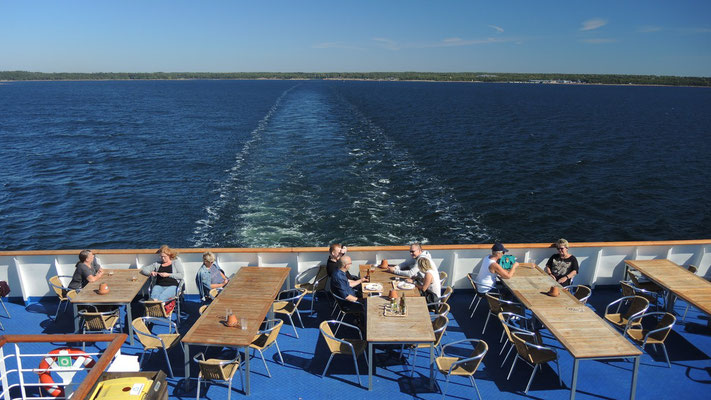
[1, 287, 711, 399]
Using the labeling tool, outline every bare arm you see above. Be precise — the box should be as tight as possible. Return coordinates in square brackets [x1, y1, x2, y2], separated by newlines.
[416, 272, 433, 292]
[490, 261, 517, 279]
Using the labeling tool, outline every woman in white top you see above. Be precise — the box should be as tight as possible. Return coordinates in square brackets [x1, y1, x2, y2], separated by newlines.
[474, 242, 518, 293]
[411, 257, 441, 303]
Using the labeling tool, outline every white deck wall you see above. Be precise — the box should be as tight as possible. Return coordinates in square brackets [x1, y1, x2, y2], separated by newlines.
[1, 243, 709, 303]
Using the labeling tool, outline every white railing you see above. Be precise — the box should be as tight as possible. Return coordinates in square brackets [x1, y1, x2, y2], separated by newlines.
[1, 240, 709, 303]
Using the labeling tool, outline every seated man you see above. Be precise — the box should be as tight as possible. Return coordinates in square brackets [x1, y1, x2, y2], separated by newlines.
[330, 255, 368, 302]
[474, 243, 518, 293]
[326, 243, 358, 280]
[388, 242, 434, 278]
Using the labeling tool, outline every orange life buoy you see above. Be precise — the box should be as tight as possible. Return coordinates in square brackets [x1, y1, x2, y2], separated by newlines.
[37, 348, 95, 397]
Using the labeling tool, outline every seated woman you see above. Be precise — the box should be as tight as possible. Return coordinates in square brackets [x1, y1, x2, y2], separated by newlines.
[410, 257, 441, 304]
[140, 245, 184, 302]
[474, 242, 518, 293]
[68, 249, 104, 290]
[197, 251, 229, 299]
[545, 238, 578, 286]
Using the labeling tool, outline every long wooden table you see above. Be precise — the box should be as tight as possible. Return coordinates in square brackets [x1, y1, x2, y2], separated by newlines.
[70, 269, 149, 345]
[359, 265, 420, 298]
[503, 264, 642, 400]
[624, 259, 711, 322]
[181, 266, 289, 395]
[366, 295, 435, 390]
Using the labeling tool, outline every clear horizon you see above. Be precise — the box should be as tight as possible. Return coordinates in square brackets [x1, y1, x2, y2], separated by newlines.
[2, 0, 710, 77]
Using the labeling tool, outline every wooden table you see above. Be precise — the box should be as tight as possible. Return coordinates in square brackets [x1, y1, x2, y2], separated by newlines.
[503, 264, 642, 400]
[70, 269, 149, 346]
[181, 267, 289, 395]
[366, 296, 435, 390]
[624, 259, 711, 321]
[359, 265, 420, 299]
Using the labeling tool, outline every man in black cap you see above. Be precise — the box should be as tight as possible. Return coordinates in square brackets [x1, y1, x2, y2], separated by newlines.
[474, 242, 518, 293]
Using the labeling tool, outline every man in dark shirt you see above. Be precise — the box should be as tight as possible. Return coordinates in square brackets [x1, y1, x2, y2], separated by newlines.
[326, 243, 358, 280]
[330, 256, 368, 302]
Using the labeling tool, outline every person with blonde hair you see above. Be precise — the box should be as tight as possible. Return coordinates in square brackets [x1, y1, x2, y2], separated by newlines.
[410, 257, 441, 303]
[140, 245, 184, 301]
[545, 238, 578, 285]
[197, 251, 229, 300]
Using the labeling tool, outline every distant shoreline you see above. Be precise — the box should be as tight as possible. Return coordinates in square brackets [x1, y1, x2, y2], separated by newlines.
[1, 71, 709, 87]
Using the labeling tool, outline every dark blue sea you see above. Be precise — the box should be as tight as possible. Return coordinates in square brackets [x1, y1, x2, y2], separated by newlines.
[1, 80, 710, 250]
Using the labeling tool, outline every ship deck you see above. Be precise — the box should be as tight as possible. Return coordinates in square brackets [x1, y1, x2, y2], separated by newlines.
[1, 287, 710, 399]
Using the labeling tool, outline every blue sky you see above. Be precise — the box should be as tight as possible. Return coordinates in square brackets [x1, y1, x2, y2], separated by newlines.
[1, 0, 710, 76]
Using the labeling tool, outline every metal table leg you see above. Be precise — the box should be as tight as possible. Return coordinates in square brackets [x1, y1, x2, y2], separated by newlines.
[630, 356, 640, 400]
[570, 358, 579, 400]
[72, 303, 79, 333]
[429, 343, 434, 390]
[368, 343, 373, 390]
[245, 345, 251, 395]
[126, 302, 134, 345]
[183, 343, 191, 391]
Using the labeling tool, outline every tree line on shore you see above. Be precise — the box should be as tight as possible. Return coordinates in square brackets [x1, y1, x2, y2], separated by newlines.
[1, 71, 709, 86]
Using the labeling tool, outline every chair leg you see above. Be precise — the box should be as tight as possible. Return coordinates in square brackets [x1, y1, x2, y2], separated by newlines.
[54, 299, 64, 320]
[163, 348, 174, 378]
[227, 372, 233, 400]
[295, 308, 305, 329]
[661, 343, 671, 368]
[524, 364, 539, 394]
[507, 355, 518, 380]
[274, 341, 285, 365]
[257, 348, 271, 378]
[482, 312, 491, 334]
[470, 375, 483, 400]
[287, 314, 299, 338]
[352, 352, 362, 386]
[470, 297, 482, 318]
[0, 298, 10, 318]
[682, 304, 690, 322]
[196, 375, 201, 400]
[321, 353, 335, 378]
[440, 374, 451, 400]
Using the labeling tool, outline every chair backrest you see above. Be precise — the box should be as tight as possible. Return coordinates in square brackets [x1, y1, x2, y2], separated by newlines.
[313, 265, 329, 292]
[209, 288, 220, 299]
[432, 302, 450, 318]
[620, 281, 636, 297]
[198, 305, 208, 315]
[485, 293, 502, 314]
[511, 331, 552, 364]
[253, 319, 283, 349]
[66, 290, 78, 301]
[49, 276, 67, 299]
[688, 265, 698, 274]
[466, 273, 477, 290]
[432, 315, 449, 346]
[132, 317, 161, 349]
[571, 285, 592, 303]
[319, 320, 361, 354]
[628, 272, 647, 287]
[649, 313, 676, 342]
[143, 300, 169, 318]
[198, 359, 230, 381]
[80, 309, 117, 331]
[624, 296, 650, 320]
[440, 286, 453, 304]
[439, 271, 448, 286]
[461, 340, 488, 374]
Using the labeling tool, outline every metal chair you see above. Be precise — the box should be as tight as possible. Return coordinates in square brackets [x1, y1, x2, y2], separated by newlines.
[331, 293, 365, 334]
[620, 281, 662, 310]
[564, 285, 592, 304]
[435, 339, 488, 400]
[624, 312, 676, 368]
[482, 293, 524, 334]
[78, 307, 121, 350]
[428, 302, 450, 319]
[467, 273, 500, 318]
[249, 319, 284, 378]
[132, 316, 182, 378]
[295, 265, 329, 314]
[273, 288, 306, 338]
[628, 270, 664, 293]
[319, 320, 368, 386]
[194, 352, 242, 400]
[604, 295, 650, 331]
[408, 315, 449, 376]
[140, 298, 180, 326]
[508, 331, 562, 394]
[498, 312, 540, 369]
[48, 275, 73, 320]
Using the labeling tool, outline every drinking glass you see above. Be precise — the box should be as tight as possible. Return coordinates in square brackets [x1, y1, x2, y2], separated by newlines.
[240, 317, 248, 330]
